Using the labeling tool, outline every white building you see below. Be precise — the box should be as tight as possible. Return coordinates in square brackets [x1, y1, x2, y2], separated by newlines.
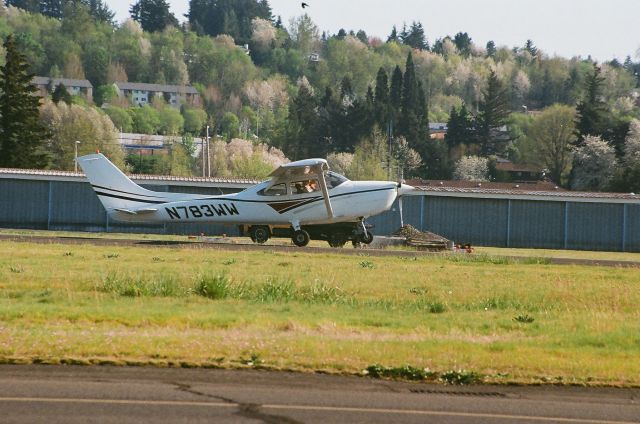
[113, 82, 200, 108]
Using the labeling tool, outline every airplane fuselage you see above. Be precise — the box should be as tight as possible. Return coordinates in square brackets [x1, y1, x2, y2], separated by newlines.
[107, 180, 398, 225]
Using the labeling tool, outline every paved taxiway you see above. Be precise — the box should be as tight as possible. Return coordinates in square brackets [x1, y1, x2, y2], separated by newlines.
[1, 365, 639, 423]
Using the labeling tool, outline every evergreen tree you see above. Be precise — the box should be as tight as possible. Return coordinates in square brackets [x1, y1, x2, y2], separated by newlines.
[52, 82, 72, 104]
[373, 67, 389, 128]
[387, 25, 398, 43]
[399, 52, 419, 144]
[445, 104, 474, 148]
[355, 29, 368, 45]
[403, 21, 427, 50]
[476, 70, 510, 155]
[486, 40, 496, 58]
[130, 0, 178, 33]
[389, 65, 403, 125]
[7, 0, 115, 23]
[0, 35, 49, 168]
[453, 32, 472, 57]
[398, 23, 408, 43]
[285, 84, 319, 160]
[84, 0, 116, 24]
[524, 39, 538, 57]
[188, 0, 272, 44]
[41, 0, 64, 18]
[574, 64, 608, 146]
[5, 0, 40, 13]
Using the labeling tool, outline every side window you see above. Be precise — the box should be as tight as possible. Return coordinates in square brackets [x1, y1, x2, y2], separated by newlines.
[291, 179, 319, 194]
[260, 183, 287, 196]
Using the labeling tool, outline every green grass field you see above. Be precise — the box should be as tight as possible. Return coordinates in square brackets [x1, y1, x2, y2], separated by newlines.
[1, 239, 639, 386]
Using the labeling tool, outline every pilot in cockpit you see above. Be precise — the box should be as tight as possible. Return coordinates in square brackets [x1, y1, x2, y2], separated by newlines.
[305, 179, 318, 192]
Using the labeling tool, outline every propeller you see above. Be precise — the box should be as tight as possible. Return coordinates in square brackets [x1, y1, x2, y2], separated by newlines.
[396, 180, 414, 229]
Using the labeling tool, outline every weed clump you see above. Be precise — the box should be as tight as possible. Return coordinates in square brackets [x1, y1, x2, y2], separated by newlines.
[99, 272, 184, 297]
[365, 364, 436, 381]
[299, 282, 343, 304]
[359, 260, 374, 269]
[440, 369, 482, 385]
[194, 274, 232, 300]
[514, 314, 535, 323]
[257, 278, 296, 302]
[413, 298, 447, 313]
[366, 364, 482, 385]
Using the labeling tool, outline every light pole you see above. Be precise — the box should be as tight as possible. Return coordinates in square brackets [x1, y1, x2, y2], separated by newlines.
[74, 140, 81, 173]
[206, 125, 210, 178]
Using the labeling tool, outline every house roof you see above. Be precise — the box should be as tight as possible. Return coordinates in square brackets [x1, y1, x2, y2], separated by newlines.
[494, 162, 543, 173]
[32, 76, 93, 88]
[114, 81, 199, 95]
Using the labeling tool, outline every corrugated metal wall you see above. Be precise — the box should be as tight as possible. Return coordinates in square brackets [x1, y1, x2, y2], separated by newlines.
[1, 177, 638, 251]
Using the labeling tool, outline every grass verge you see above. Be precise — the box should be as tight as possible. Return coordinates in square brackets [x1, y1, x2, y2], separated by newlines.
[1, 240, 639, 386]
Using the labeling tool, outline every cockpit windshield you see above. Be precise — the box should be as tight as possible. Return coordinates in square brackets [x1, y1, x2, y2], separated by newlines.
[325, 171, 348, 189]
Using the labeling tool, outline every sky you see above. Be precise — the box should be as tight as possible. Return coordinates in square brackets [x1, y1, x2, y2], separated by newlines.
[110, 0, 640, 62]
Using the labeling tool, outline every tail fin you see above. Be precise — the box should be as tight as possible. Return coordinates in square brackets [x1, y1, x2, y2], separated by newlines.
[78, 153, 169, 212]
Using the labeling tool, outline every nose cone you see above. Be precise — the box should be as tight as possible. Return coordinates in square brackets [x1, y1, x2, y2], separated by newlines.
[397, 183, 415, 197]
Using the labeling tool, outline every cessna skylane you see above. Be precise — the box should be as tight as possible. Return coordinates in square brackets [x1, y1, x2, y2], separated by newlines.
[78, 153, 414, 247]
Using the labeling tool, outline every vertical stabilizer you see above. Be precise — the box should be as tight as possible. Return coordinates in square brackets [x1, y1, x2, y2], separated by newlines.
[77, 153, 169, 212]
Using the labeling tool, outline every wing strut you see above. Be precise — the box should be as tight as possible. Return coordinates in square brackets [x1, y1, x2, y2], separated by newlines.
[315, 165, 334, 219]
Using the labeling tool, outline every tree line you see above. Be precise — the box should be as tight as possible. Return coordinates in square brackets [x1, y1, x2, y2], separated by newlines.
[0, 0, 639, 189]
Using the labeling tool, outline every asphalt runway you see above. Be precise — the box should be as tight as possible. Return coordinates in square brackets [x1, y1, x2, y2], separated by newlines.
[1, 233, 640, 268]
[1, 365, 639, 424]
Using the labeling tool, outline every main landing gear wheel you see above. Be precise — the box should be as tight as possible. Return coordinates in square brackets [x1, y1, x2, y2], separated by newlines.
[249, 225, 270, 244]
[328, 232, 347, 248]
[292, 229, 310, 247]
[359, 231, 374, 244]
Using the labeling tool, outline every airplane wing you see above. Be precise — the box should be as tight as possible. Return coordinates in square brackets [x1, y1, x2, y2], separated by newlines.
[270, 159, 333, 219]
[269, 158, 329, 179]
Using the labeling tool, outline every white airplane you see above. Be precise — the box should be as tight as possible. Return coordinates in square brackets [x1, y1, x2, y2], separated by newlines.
[78, 153, 414, 247]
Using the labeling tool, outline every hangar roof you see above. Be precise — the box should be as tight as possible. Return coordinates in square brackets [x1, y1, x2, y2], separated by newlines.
[0, 167, 257, 188]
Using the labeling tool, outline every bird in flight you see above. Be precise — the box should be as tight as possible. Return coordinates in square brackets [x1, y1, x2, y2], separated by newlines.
[301, 2, 309, 8]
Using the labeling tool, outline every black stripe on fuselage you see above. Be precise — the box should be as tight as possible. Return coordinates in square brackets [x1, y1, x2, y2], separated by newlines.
[271, 186, 396, 213]
[92, 184, 169, 199]
[96, 186, 395, 209]
[94, 191, 167, 204]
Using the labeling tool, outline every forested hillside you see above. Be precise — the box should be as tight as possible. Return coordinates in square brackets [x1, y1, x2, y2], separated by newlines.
[1, 0, 639, 190]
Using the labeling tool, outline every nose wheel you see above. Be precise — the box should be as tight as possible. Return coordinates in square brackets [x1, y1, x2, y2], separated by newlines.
[292, 229, 310, 247]
[358, 230, 374, 244]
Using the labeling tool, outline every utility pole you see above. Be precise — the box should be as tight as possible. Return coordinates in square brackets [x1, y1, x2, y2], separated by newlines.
[74, 140, 81, 173]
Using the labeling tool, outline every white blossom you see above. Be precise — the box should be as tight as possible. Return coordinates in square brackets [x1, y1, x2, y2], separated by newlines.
[453, 156, 489, 181]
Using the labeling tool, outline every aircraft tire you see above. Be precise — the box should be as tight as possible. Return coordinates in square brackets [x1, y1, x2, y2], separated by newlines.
[359, 231, 374, 244]
[328, 232, 347, 248]
[250, 225, 270, 244]
[292, 229, 310, 247]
